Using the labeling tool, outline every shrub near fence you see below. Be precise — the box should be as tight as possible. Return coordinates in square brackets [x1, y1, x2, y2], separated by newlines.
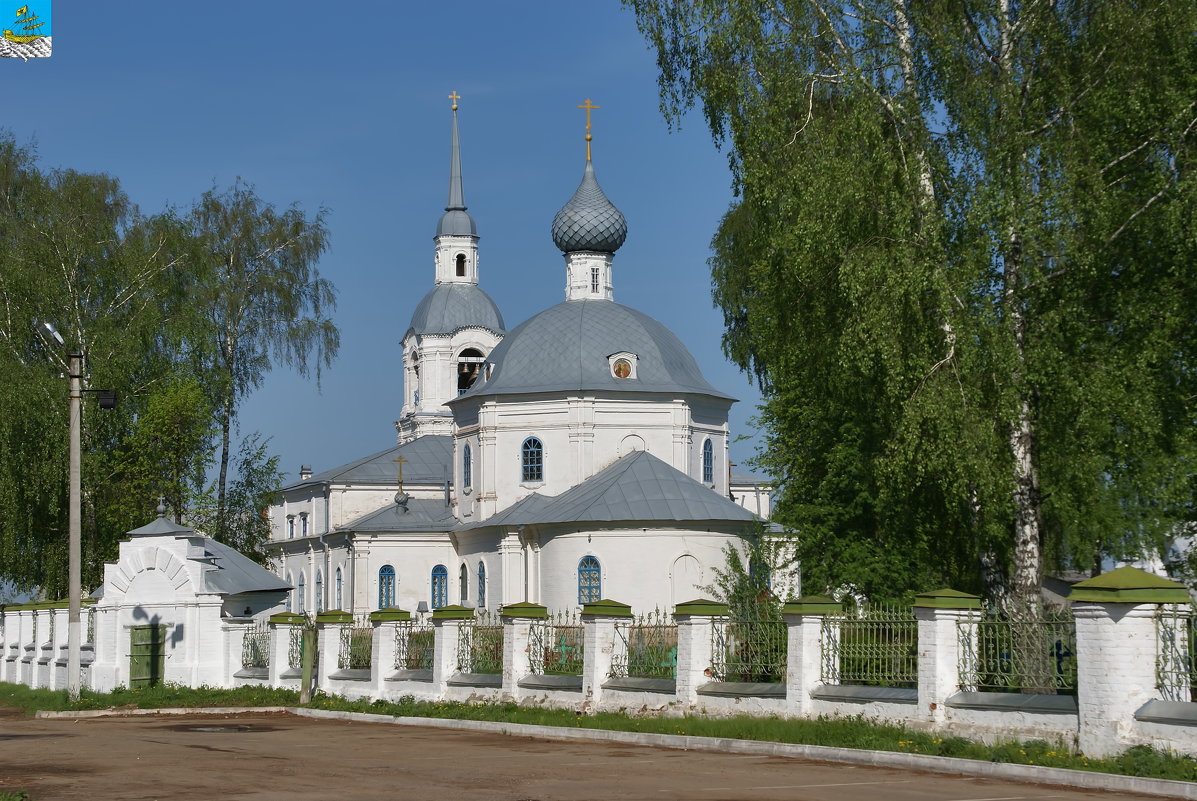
[339, 616, 372, 671]
[1156, 604, 1195, 703]
[959, 606, 1077, 694]
[822, 602, 918, 688]
[394, 621, 434, 671]
[529, 612, 584, 676]
[712, 604, 786, 683]
[611, 609, 677, 680]
[457, 612, 502, 674]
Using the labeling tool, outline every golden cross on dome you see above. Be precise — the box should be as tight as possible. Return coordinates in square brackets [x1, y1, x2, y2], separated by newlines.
[448, 90, 461, 111]
[578, 98, 600, 160]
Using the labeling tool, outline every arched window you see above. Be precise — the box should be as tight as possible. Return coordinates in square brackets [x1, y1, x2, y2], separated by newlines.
[431, 565, 448, 609]
[455, 253, 466, 277]
[578, 556, 601, 604]
[477, 561, 487, 609]
[521, 437, 544, 483]
[463, 443, 472, 489]
[702, 438, 714, 484]
[459, 563, 468, 604]
[457, 348, 485, 395]
[335, 567, 343, 611]
[297, 573, 306, 614]
[378, 565, 396, 609]
[315, 570, 324, 613]
[285, 574, 293, 613]
[287, 516, 295, 539]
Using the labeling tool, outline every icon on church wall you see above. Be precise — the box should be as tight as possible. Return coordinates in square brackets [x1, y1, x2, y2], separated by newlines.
[1, 2, 51, 60]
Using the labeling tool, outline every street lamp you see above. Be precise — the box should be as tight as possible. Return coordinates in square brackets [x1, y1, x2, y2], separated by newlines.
[39, 321, 113, 700]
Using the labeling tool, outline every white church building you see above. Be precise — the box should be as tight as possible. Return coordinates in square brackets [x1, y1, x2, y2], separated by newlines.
[266, 102, 772, 617]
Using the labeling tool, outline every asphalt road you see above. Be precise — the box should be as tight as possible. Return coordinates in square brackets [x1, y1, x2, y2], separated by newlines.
[0, 711, 1160, 801]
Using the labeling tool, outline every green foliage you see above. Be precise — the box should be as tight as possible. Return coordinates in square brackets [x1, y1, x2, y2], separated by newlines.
[0, 134, 334, 591]
[626, 0, 1197, 601]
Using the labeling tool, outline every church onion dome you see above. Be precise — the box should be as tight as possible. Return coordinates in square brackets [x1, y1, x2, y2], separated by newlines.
[449, 299, 734, 403]
[551, 160, 627, 253]
[407, 283, 505, 337]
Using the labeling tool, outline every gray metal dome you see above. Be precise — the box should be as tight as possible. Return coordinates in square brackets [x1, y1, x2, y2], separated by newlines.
[551, 161, 627, 253]
[450, 300, 733, 401]
[437, 209, 476, 237]
[407, 283, 505, 337]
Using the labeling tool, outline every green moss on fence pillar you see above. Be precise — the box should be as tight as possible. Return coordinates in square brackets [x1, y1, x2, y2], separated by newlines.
[369, 608, 412, 623]
[781, 595, 844, 615]
[268, 612, 307, 626]
[581, 599, 633, 617]
[314, 610, 353, 624]
[674, 598, 729, 616]
[431, 604, 475, 620]
[1069, 565, 1190, 604]
[500, 601, 547, 619]
[913, 588, 982, 610]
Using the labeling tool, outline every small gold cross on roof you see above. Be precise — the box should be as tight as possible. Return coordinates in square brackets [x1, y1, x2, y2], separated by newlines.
[578, 98, 600, 160]
[393, 455, 408, 490]
[448, 90, 461, 111]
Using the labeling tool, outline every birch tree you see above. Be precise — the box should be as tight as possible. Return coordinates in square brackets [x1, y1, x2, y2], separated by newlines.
[626, 0, 1197, 604]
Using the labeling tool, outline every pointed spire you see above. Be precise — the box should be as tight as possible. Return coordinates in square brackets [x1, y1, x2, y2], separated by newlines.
[446, 92, 466, 212]
[437, 91, 477, 238]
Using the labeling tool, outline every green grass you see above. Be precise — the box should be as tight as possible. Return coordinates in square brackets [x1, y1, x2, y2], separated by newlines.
[0, 792, 30, 801]
[2, 682, 1195, 783]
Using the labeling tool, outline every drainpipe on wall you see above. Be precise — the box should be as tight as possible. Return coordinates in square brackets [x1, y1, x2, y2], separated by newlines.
[321, 481, 331, 611]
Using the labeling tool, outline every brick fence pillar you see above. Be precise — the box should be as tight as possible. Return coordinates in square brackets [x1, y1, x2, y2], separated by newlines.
[674, 599, 728, 706]
[783, 596, 842, 718]
[370, 608, 411, 697]
[581, 599, 631, 710]
[1070, 566, 1189, 758]
[914, 589, 982, 725]
[500, 602, 545, 698]
[431, 605, 473, 697]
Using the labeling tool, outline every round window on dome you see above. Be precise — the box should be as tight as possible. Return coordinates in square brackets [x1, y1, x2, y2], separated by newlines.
[613, 359, 632, 379]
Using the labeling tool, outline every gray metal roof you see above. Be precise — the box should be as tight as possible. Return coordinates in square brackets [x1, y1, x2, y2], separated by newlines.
[551, 160, 627, 253]
[450, 300, 734, 403]
[339, 497, 458, 533]
[126, 513, 290, 595]
[459, 450, 756, 530]
[436, 106, 477, 237]
[407, 283, 505, 337]
[200, 538, 292, 595]
[730, 470, 770, 486]
[455, 492, 554, 532]
[284, 436, 452, 490]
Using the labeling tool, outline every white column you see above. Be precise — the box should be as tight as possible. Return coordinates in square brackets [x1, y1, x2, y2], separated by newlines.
[674, 601, 726, 706]
[267, 616, 302, 687]
[501, 608, 538, 698]
[914, 595, 981, 725]
[581, 601, 628, 710]
[431, 612, 469, 696]
[371, 612, 408, 696]
[783, 598, 841, 718]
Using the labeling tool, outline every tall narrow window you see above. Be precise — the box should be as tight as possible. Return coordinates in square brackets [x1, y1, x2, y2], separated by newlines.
[431, 565, 448, 609]
[335, 567, 343, 610]
[702, 438, 714, 484]
[459, 563, 468, 604]
[521, 437, 544, 483]
[297, 574, 306, 614]
[463, 443, 472, 489]
[315, 571, 324, 613]
[378, 565, 396, 609]
[455, 253, 466, 277]
[578, 556, 601, 604]
[287, 516, 295, 539]
[477, 562, 487, 609]
[285, 574, 293, 613]
[591, 266, 599, 293]
[300, 512, 309, 537]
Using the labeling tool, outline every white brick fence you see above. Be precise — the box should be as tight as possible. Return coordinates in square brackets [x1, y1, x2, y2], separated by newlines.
[3, 566, 1195, 758]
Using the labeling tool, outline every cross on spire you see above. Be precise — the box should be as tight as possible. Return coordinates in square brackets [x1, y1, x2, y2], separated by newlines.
[448, 90, 461, 111]
[578, 98, 600, 161]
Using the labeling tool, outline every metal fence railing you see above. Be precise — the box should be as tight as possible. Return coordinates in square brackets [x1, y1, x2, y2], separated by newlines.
[1156, 604, 1195, 702]
[394, 621, 435, 671]
[711, 605, 787, 683]
[529, 611, 584, 676]
[611, 609, 677, 680]
[288, 625, 305, 670]
[457, 612, 503, 674]
[241, 622, 270, 670]
[822, 602, 918, 688]
[959, 607, 1076, 694]
[339, 616, 373, 670]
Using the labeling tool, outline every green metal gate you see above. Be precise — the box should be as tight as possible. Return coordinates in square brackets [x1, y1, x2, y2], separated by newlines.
[129, 624, 166, 688]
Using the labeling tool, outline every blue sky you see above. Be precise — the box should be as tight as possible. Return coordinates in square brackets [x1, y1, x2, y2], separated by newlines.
[6, 1, 765, 483]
